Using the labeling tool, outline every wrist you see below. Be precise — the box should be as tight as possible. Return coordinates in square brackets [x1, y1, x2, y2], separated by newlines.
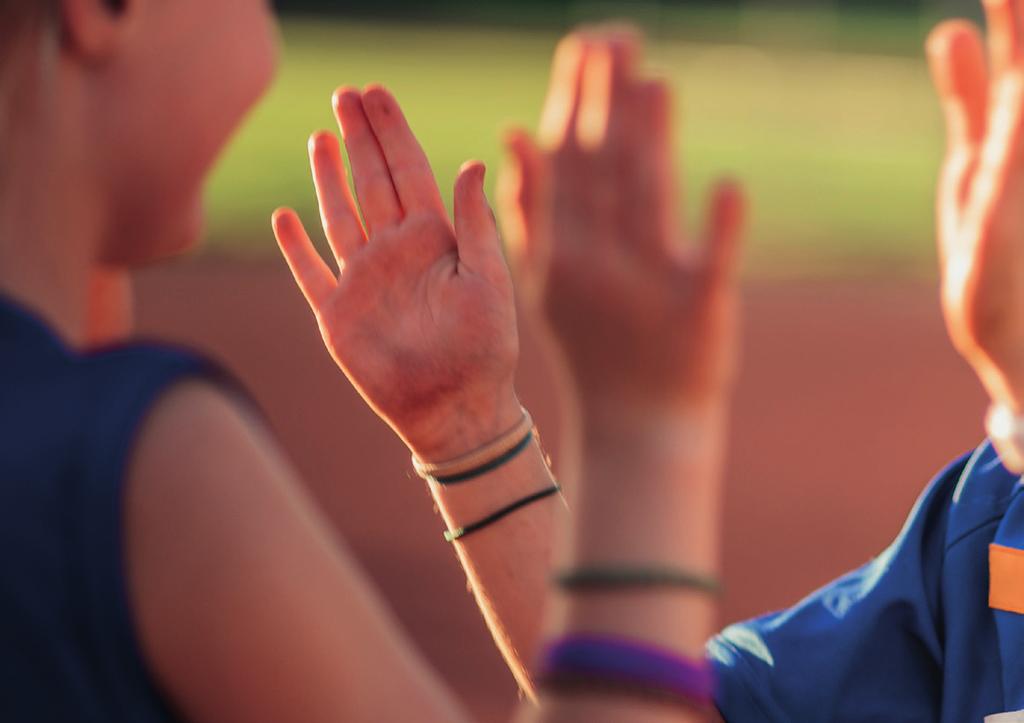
[403, 386, 524, 464]
[580, 400, 728, 458]
[573, 401, 726, 562]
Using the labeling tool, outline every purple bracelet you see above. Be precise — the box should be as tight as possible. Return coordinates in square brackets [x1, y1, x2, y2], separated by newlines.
[538, 634, 715, 710]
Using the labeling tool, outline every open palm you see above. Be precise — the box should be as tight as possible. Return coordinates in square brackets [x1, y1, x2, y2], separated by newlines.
[929, 0, 1024, 411]
[499, 31, 746, 420]
[273, 86, 521, 461]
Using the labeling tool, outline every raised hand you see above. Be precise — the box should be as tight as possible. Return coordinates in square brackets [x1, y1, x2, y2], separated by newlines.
[273, 86, 521, 462]
[499, 29, 746, 426]
[928, 0, 1024, 412]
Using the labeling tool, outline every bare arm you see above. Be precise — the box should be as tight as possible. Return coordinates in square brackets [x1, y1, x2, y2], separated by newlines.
[272, 84, 564, 691]
[126, 382, 472, 723]
[427, 438, 561, 694]
[506, 29, 746, 722]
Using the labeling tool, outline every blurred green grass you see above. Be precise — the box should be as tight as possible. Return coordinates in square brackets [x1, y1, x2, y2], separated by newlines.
[204, 13, 952, 273]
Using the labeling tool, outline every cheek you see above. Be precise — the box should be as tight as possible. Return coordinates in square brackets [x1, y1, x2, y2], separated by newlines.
[197, 3, 279, 149]
[99, 5, 279, 265]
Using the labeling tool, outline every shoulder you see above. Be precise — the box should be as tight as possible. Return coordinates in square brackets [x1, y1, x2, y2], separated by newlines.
[945, 440, 1021, 550]
[76, 340, 256, 467]
[122, 366, 309, 718]
[122, 376, 468, 723]
[125, 371, 287, 512]
[35, 343, 266, 718]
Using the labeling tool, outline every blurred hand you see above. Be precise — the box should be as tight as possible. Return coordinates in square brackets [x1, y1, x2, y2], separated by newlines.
[273, 86, 521, 462]
[928, 0, 1024, 411]
[499, 29, 746, 428]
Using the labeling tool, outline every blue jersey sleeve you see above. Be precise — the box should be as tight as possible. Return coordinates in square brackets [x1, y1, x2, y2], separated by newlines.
[709, 453, 972, 723]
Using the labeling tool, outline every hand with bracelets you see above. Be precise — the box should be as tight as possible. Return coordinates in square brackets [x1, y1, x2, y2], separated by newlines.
[498, 28, 746, 721]
[274, 85, 524, 467]
[274, 84, 562, 695]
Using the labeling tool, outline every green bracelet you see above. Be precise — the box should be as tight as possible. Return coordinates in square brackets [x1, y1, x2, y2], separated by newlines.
[554, 566, 722, 595]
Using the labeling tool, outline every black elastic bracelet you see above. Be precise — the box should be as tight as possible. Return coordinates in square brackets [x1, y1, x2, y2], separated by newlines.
[444, 484, 561, 542]
[554, 567, 722, 595]
[434, 429, 535, 485]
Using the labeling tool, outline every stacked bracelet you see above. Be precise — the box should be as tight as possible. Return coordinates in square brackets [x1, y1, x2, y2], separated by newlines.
[444, 484, 561, 542]
[412, 409, 535, 485]
[555, 566, 722, 596]
[538, 634, 715, 712]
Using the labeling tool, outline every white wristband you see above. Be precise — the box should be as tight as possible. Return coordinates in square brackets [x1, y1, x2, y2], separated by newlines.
[985, 402, 1024, 474]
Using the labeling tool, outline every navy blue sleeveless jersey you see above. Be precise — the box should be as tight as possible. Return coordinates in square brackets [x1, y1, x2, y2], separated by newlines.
[0, 294, 220, 722]
[710, 442, 1024, 722]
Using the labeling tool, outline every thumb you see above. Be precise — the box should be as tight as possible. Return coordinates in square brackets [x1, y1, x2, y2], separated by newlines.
[453, 160, 506, 284]
[497, 128, 549, 304]
[926, 20, 988, 154]
[926, 20, 988, 263]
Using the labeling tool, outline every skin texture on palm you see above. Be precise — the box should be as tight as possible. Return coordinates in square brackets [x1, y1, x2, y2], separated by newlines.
[928, 0, 1024, 414]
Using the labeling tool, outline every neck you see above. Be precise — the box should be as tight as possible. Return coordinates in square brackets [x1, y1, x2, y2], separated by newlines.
[0, 205, 95, 349]
[0, 41, 127, 350]
[0, 129, 108, 350]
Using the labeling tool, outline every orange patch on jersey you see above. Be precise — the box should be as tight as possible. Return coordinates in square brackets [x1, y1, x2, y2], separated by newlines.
[990, 544, 1024, 615]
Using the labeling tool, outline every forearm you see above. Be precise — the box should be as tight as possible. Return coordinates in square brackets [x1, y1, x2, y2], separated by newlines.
[517, 403, 727, 723]
[427, 433, 563, 695]
[556, 405, 725, 656]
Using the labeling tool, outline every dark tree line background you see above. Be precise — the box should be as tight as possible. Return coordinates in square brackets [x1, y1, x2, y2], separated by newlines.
[274, 0, 941, 20]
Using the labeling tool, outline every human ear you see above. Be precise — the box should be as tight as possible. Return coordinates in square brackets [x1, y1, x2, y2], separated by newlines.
[58, 0, 138, 61]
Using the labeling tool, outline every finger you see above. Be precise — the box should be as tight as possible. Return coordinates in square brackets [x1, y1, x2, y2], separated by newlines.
[577, 30, 641, 150]
[623, 79, 679, 253]
[332, 87, 403, 234]
[498, 129, 549, 298]
[454, 161, 506, 283]
[983, 0, 1023, 73]
[539, 32, 592, 149]
[308, 131, 367, 267]
[927, 21, 989, 153]
[272, 208, 337, 311]
[360, 84, 447, 218]
[927, 21, 990, 260]
[701, 180, 747, 284]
